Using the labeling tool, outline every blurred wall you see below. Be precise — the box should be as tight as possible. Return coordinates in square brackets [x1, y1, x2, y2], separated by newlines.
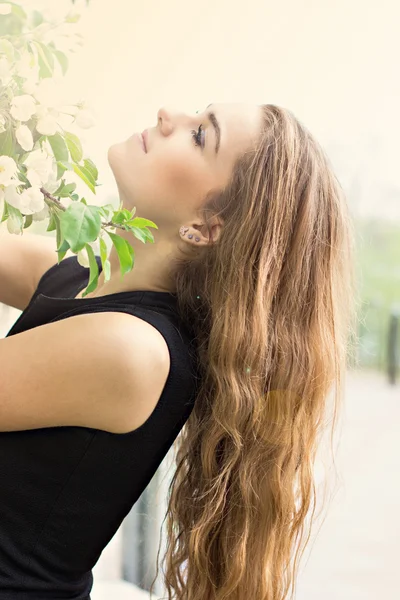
[21, 0, 400, 221]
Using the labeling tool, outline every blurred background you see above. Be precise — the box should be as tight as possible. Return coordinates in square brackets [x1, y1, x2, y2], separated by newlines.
[0, 0, 399, 598]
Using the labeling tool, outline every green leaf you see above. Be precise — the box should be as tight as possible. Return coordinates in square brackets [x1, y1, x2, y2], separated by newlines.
[124, 224, 147, 244]
[106, 231, 135, 277]
[102, 257, 111, 281]
[53, 179, 66, 196]
[99, 236, 111, 281]
[53, 180, 77, 198]
[32, 10, 43, 27]
[98, 204, 114, 220]
[57, 160, 73, 171]
[23, 214, 33, 229]
[52, 49, 69, 76]
[60, 201, 101, 253]
[80, 243, 100, 297]
[56, 239, 71, 261]
[46, 210, 57, 232]
[72, 163, 96, 194]
[0, 39, 14, 62]
[47, 133, 69, 162]
[55, 217, 66, 260]
[112, 209, 132, 225]
[5, 204, 23, 233]
[33, 40, 54, 79]
[17, 170, 30, 187]
[83, 157, 98, 181]
[58, 182, 77, 197]
[10, 3, 27, 20]
[133, 225, 154, 243]
[126, 217, 158, 230]
[64, 131, 82, 163]
[1, 199, 9, 223]
[18, 152, 30, 164]
[141, 228, 155, 243]
[0, 128, 15, 157]
[66, 12, 81, 24]
[56, 160, 72, 180]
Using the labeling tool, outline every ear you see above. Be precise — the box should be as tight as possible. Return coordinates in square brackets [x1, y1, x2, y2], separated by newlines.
[194, 217, 224, 245]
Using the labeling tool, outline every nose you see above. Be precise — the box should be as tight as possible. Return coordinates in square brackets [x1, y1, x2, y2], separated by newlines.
[157, 107, 174, 136]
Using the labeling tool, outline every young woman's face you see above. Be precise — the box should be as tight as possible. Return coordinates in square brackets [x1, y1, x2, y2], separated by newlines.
[108, 102, 263, 232]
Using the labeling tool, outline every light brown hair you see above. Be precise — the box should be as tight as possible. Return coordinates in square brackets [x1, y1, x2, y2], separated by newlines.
[151, 104, 358, 600]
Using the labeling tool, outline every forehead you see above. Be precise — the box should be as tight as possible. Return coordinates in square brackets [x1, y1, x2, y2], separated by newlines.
[207, 102, 262, 179]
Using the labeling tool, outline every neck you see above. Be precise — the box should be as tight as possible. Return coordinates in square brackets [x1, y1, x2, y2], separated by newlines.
[85, 228, 177, 299]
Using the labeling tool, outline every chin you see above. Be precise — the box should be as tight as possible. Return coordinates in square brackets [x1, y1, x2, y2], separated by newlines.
[107, 142, 128, 188]
[107, 142, 121, 170]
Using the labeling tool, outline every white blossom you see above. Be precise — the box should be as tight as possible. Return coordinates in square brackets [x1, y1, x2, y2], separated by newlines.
[16, 52, 39, 95]
[16, 124, 34, 151]
[4, 180, 23, 210]
[35, 104, 48, 119]
[32, 202, 50, 222]
[75, 108, 95, 129]
[36, 113, 58, 136]
[0, 57, 12, 86]
[58, 105, 80, 117]
[19, 186, 45, 215]
[33, 77, 64, 108]
[15, 50, 38, 81]
[7, 214, 22, 234]
[10, 95, 37, 122]
[35, 104, 71, 135]
[22, 79, 37, 95]
[0, 4, 11, 16]
[0, 114, 6, 134]
[42, 159, 59, 194]
[3, 181, 45, 216]
[25, 149, 53, 187]
[41, 22, 82, 54]
[24, 150, 58, 195]
[0, 156, 18, 186]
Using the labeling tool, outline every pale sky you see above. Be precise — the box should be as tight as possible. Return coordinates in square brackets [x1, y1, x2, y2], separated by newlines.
[21, 0, 400, 219]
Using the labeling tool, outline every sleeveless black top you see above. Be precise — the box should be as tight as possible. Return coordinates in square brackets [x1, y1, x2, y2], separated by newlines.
[0, 256, 200, 599]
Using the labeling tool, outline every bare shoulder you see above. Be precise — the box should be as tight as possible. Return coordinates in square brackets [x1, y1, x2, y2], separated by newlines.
[0, 311, 171, 434]
[87, 311, 172, 432]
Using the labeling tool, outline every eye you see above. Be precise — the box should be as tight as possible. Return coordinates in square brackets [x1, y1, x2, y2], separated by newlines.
[191, 124, 205, 149]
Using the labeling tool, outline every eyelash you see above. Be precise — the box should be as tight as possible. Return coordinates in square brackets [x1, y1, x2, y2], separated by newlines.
[191, 124, 204, 149]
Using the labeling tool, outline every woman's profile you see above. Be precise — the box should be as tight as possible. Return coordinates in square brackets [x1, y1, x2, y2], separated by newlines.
[0, 102, 357, 600]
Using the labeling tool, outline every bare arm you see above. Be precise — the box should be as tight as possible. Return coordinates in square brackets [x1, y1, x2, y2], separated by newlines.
[0, 311, 170, 433]
[0, 228, 74, 311]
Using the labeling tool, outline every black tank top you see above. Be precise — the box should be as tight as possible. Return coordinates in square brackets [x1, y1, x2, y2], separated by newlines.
[0, 255, 200, 599]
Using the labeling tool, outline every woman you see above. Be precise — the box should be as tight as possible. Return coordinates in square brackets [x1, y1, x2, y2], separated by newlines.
[0, 102, 357, 599]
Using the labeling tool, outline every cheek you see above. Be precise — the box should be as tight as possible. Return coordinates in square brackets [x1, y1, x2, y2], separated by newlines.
[108, 140, 214, 208]
[151, 148, 215, 205]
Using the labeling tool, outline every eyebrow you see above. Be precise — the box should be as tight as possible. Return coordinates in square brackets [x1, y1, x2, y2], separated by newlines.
[205, 103, 221, 154]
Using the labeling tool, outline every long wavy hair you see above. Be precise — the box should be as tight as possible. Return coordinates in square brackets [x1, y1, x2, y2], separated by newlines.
[150, 104, 358, 600]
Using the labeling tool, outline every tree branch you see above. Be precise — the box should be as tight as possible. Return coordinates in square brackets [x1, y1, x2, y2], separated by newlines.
[40, 187, 126, 231]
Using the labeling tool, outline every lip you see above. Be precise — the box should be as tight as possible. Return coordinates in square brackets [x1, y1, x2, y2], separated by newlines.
[141, 129, 148, 153]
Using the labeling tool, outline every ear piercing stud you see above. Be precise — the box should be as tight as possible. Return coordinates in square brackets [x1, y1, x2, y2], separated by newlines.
[179, 226, 201, 242]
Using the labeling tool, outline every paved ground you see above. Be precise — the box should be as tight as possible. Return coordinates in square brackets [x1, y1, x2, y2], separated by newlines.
[92, 368, 400, 599]
[295, 368, 400, 600]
